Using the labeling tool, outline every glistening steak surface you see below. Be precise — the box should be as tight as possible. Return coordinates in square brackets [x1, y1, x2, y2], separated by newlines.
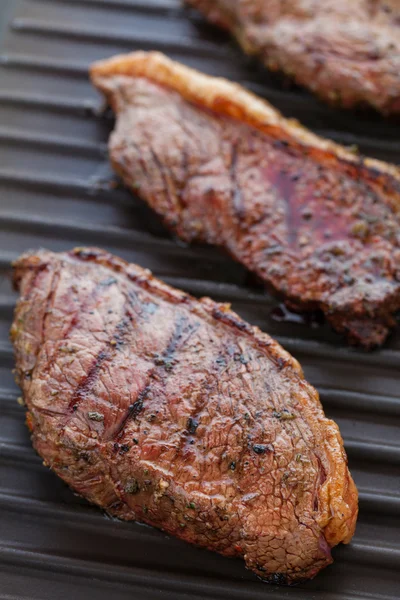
[185, 0, 400, 115]
[91, 52, 400, 348]
[11, 248, 357, 584]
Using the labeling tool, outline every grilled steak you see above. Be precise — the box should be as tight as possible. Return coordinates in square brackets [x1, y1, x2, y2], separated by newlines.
[11, 247, 357, 584]
[91, 52, 400, 348]
[185, 0, 400, 115]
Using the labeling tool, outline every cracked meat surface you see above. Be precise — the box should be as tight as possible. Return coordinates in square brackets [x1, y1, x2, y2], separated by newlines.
[11, 247, 357, 584]
[185, 0, 400, 115]
[91, 52, 400, 348]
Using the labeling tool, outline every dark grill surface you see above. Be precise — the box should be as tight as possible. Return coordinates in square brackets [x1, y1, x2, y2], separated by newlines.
[0, 1, 399, 599]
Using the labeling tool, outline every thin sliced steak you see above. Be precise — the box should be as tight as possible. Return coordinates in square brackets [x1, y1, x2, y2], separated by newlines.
[185, 0, 400, 115]
[11, 247, 358, 584]
[91, 51, 400, 348]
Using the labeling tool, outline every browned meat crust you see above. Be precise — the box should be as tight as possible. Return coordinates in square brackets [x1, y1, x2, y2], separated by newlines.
[11, 247, 358, 584]
[90, 52, 400, 348]
[185, 0, 400, 115]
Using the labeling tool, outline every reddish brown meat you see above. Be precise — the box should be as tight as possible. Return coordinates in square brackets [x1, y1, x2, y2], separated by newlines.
[90, 52, 400, 348]
[11, 247, 358, 584]
[185, 0, 400, 115]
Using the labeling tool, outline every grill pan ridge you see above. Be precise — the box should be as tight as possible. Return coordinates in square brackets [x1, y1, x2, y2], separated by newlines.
[0, 1, 399, 599]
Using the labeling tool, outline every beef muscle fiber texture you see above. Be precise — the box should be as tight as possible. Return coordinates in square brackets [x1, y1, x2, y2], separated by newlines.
[90, 51, 400, 348]
[185, 0, 400, 115]
[11, 248, 358, 584]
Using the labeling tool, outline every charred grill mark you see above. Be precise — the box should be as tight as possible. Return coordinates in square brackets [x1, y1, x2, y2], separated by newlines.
[113, 384, 150, 442]
[155, 314, 199, 370]
[113, 316, 131, 349]
[111, 314, 195, 442]
[67, 308, 133, 413]
[68, 348, 109, 412]
[163, 314, 187, 362]
[44, 277, 116, 377]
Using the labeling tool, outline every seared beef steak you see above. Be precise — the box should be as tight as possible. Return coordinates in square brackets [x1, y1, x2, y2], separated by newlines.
[91, 52, 400, 348]
[185, 0, 400, 115]
[11, 248, 358, 584]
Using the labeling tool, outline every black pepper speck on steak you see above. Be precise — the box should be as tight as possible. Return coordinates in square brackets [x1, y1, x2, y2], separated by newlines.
[11, 247, 358, 584]
[185, 0, 400, 115]
[91, 52, 400, 348]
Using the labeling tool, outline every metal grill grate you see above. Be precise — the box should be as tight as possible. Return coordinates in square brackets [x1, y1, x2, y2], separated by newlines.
[0, 1, 399, 599]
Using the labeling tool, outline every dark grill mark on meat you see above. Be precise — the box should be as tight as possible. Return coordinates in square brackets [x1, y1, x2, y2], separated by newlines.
[164, 314, 189, 359]
[113, 316, 132, 349]
[113, 385, 149, 442]
[68, 348, 109, 412]
[67, 310, 132, 414]
[91, 53, 400, 348]
[11, 248, 358, 584]
[44, 276, 119, 379]
[113, 315, 195, 442]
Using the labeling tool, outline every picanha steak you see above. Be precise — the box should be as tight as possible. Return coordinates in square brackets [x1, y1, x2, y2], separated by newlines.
[90, 51, 400, 348]
[185, 0, 400, 115]
[11, 248, 358, 584]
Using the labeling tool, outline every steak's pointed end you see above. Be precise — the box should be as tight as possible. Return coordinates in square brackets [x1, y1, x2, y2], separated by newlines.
[90, 51, 400, 349]
[11, 247, 357, 584]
